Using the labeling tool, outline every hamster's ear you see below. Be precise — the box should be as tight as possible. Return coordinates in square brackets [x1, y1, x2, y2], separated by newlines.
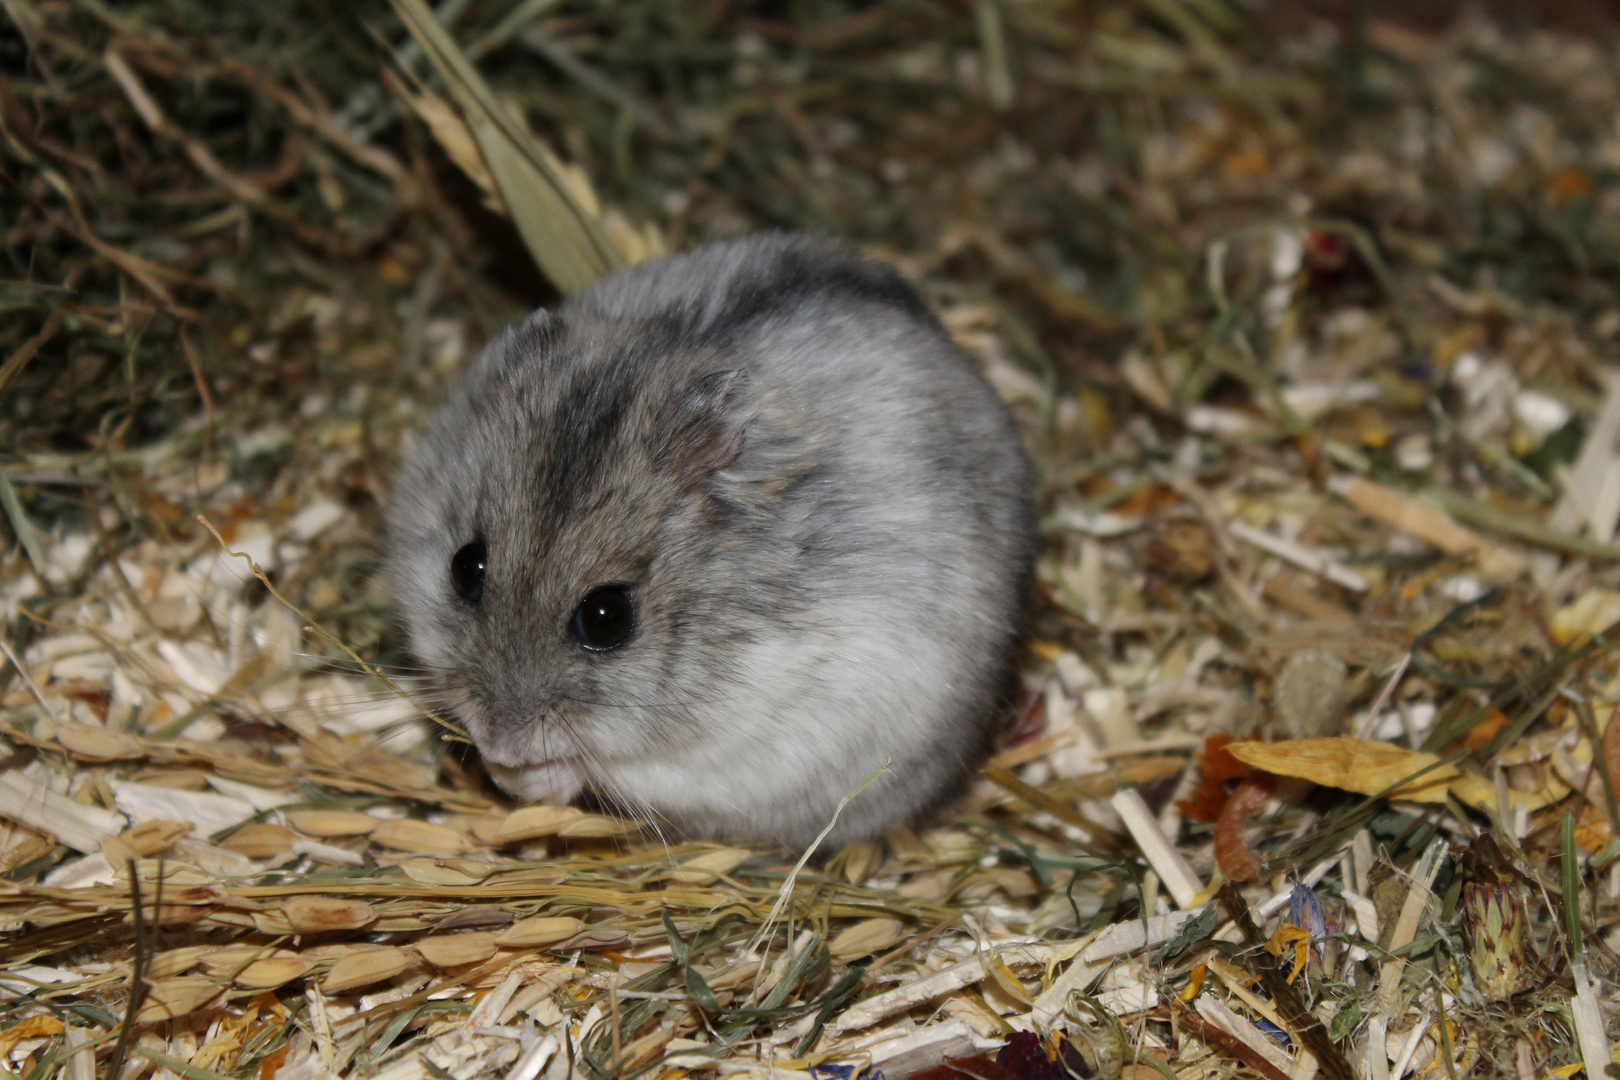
[465, 309, 554, 383]
[660, 369, 751, 476]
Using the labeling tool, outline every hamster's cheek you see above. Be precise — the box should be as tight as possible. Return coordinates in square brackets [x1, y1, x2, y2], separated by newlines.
[484, 758, 584, 804]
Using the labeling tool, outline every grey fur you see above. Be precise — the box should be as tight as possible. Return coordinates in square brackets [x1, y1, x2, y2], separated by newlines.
[386, 233, 1035, 849]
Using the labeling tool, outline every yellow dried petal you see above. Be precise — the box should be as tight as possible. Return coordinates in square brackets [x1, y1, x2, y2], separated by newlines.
[416, 931, 500, 968]
[322, 946, 413, 993]
[1550, 589, 1620, 646]
[285, 810, 379, 837]
[1451, 770, 1568, 814]
[984, 953, 1034, 1007]
[1225, 737, 1457, 801]
[495, 805, 582, 843]
[400, 856, 493, 886]
[495, 915, 584, 948]
[829, 917, 906, 959]
[0, 1015, 64, 1055]
[281, 895, 376, 933]
[369, 819, 469, 856]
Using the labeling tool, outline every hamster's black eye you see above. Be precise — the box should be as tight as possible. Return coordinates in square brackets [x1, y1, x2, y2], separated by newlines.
[570, 585, 633, 651]
[450, 540, 486, 604]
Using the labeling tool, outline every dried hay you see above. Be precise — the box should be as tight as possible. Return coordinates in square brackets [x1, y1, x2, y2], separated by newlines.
[4, 1, 1620, 1078]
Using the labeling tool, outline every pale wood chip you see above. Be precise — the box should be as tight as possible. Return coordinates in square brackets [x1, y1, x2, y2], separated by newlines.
[0, 771, 125, 853]
[834, 945, 1050, 1033]
[1195, 996, 1294, 1077]
[1112, 787, 1203, 907]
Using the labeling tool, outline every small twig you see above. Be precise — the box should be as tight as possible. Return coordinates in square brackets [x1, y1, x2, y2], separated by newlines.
[0, 634, 58, 721]
[178, 328, 215, 446]
[104, 861, 152, 1080]
[1354, 652, 1411, 740]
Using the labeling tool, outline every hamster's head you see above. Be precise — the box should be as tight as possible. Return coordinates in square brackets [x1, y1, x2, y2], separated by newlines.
[385, 310, 763, 810]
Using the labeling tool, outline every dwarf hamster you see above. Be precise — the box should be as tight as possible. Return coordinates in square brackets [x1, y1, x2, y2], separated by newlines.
[386, 232, 1034, 849]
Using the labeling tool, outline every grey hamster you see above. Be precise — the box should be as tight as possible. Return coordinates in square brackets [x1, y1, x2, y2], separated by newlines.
[386, 232, 1035, 850]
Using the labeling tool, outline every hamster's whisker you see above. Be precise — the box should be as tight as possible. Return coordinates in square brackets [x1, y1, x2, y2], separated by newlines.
[283, 651, 437, 676]
[548, 723, 677, 861]
[555, 693, 720, 712]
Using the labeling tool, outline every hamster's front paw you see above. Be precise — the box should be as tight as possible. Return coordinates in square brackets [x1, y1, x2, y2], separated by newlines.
[484, 758, 584, 804]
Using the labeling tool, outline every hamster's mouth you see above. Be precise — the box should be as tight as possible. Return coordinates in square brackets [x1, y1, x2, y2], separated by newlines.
[482, 757, 584, 804]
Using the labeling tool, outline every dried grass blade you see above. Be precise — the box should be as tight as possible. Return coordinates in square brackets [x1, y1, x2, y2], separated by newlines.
[385, 0, 622, 294]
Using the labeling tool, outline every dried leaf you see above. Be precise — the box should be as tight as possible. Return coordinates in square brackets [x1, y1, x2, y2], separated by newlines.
[0, 1015, 64, 1056]
[386, 0, 622, 293]
[1213, 779, 1271, 882]
[1225, 737, 1456, 801]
